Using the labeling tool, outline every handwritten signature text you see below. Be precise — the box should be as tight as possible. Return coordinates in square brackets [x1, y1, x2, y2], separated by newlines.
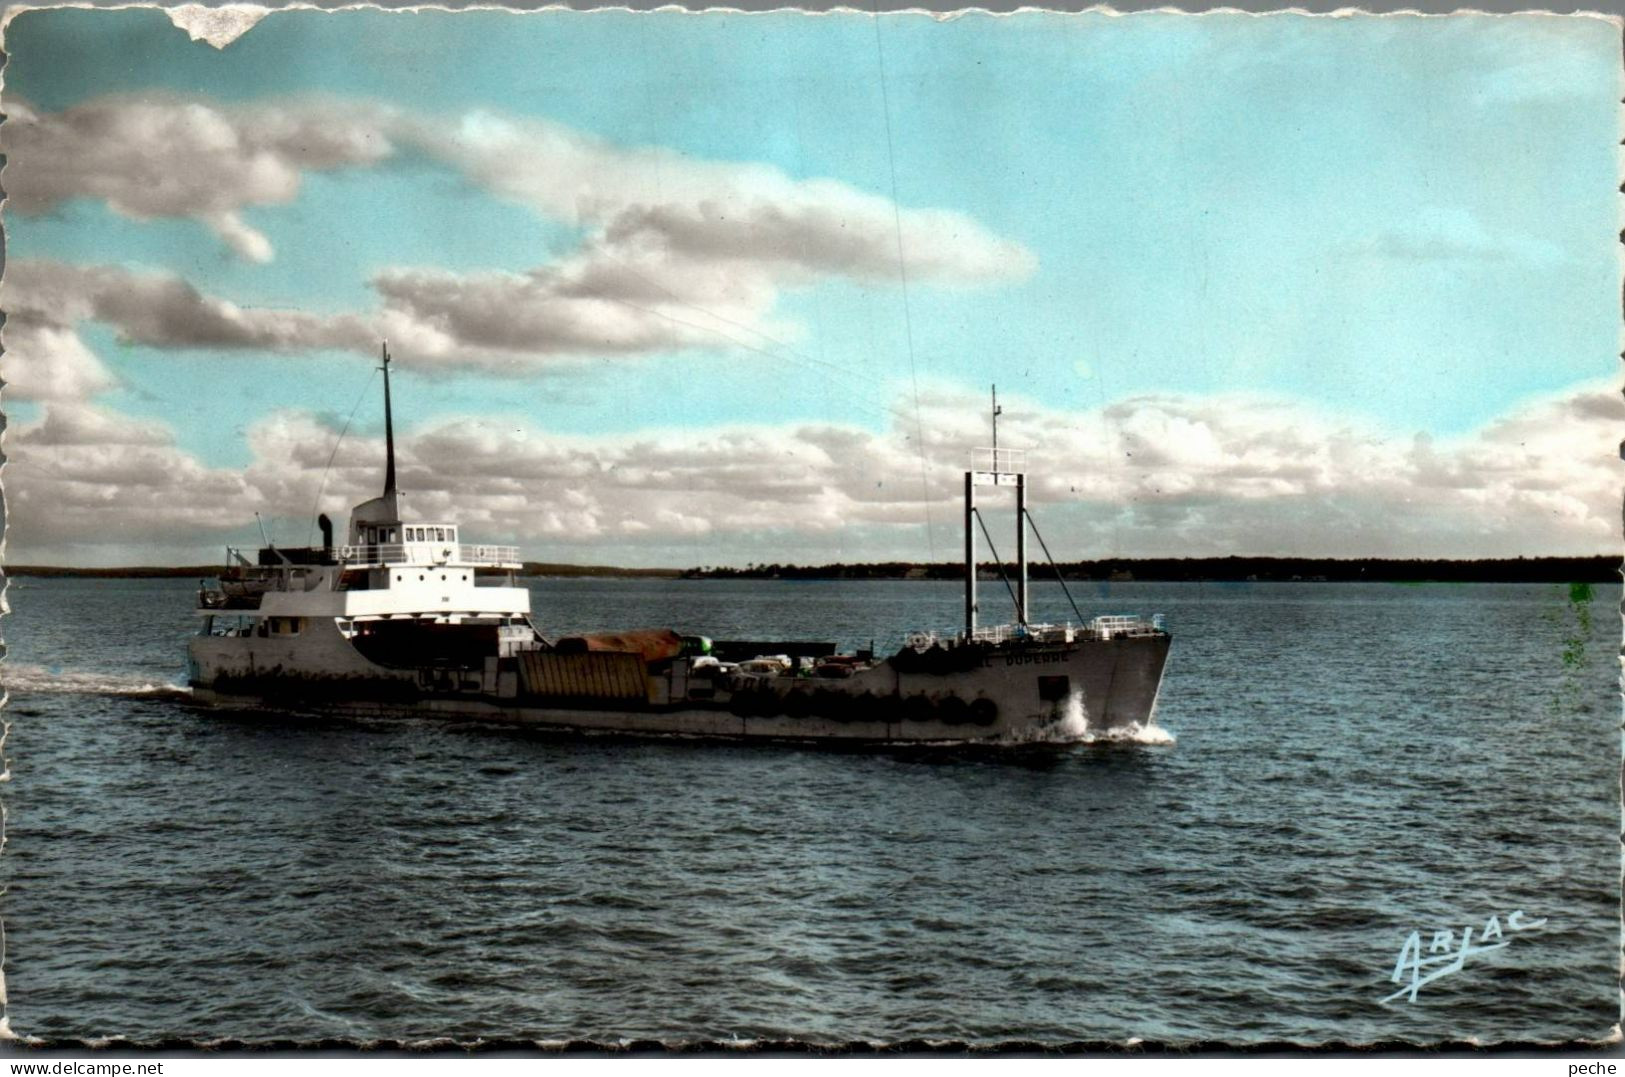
[1384, 909, 1546, 1003]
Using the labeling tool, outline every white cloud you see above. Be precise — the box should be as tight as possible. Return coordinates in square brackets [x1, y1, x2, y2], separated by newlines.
[3, 93, 1034, 367]
[3, 260, 377, 356]
[4, 404, 253, 556]
[0, 318, 118, 402]
[2, 94, 394, 252]
[422, 108, 1034, 285]
[203, 210, 275, 264]
[5, 381, 1616, 565]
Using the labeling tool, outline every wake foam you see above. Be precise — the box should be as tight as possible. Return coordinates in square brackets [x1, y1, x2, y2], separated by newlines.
[1002, 691, 1175, 746]
[1, 662, 191, 701]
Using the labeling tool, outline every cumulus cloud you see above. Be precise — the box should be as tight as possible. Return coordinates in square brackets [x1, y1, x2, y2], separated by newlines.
[7, 380, 1616, 565]
[2, 256, 784, 373]
[2, 94, 395, 262]
[0, 318, 118, 402]
[3, 93, 1033, 366]
[3, 260, 377, 354]
[4, 403, 253, 556]
[0, 260, 382, 412]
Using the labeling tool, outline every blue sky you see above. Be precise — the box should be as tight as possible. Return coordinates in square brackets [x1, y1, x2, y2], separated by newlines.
[2, 8, 1619, 565]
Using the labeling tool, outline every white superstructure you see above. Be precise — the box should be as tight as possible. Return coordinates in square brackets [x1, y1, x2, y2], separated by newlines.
[194, 345, 536, 666]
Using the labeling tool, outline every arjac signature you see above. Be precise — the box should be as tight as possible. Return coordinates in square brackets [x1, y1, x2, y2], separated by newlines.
[1384, 909, 1546, 1003]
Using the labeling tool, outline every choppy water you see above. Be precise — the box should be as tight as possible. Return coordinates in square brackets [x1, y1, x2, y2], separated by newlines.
[0, 577, 1617, 1045]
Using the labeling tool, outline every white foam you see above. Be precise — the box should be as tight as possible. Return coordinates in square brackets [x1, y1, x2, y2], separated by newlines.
[1003, 690, 1176, 746]
[1, 662, 190, 700]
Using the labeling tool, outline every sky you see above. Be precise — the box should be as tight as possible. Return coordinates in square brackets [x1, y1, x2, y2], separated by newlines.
[1, 7, 1620, 567]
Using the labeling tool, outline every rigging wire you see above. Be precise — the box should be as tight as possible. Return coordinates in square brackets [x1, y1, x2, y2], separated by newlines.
[1024, 508, 1087, 625]
[306, 367, 381, 548]
[871, 0, 937, 563]
[972, 508, 1024, 624]
[578, 246, 898, 423]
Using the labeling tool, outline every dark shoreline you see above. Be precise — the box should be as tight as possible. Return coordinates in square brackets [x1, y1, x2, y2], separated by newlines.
[5, 555, 1618, 583]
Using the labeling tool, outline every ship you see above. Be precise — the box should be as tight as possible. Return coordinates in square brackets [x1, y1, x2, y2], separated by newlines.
[187, 349, 1172, 743]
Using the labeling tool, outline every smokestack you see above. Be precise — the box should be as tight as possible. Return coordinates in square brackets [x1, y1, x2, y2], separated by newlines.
[318, 513, 333, 557]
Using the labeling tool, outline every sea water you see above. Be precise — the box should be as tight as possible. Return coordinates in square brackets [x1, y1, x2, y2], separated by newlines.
[0, 577, 1616, 1044]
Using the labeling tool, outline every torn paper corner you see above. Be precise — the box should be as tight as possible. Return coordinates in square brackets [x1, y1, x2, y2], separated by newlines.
[166, 3, 273, 48]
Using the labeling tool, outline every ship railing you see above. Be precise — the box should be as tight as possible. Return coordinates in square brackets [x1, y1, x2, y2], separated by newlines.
[1089, 614, 1166, 639]
[966, 622, 1077, 645]
[970, 446, 1027, 475]
[336, 543, 523, 568]
[967, 623, 1015, 644]
[460, 544, 523, 567]
[962, 617, 1166, 644]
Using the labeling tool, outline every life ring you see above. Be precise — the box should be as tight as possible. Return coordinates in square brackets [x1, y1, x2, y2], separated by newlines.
[904, 631, 933, 651]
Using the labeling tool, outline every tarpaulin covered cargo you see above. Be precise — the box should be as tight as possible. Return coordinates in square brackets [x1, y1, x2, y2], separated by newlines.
[552, 628, 683, 664]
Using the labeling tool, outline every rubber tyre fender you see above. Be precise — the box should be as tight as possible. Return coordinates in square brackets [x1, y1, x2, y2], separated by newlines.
[969, 697, 998, 726]
[783, 690, 813, 719]
[937, 694, 971, 725]
[811, 687, 846, 721]
[901, 694, 936, 723]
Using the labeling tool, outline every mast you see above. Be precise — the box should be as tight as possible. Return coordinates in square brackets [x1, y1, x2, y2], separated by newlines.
[1016, 468, 1028, 626]
[964, 470, 977, 636]
[964, 385, 1027, 636]
[989, 385, 1025, 623]
[381, 341, 397, 497]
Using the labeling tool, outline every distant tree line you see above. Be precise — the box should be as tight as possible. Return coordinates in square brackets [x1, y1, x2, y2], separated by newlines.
[682, 556, 1622, 583]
